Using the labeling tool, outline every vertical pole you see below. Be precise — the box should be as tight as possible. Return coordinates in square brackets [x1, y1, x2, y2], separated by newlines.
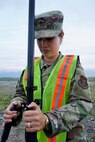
[27, 0, 35, 104]
[25, 0, 38, 142]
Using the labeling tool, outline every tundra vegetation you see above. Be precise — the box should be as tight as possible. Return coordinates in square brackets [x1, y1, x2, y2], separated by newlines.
[0, 77, 95, 111]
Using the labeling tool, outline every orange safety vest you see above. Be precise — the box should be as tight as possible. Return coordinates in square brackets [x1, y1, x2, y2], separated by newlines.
[22, 55, 78, 142]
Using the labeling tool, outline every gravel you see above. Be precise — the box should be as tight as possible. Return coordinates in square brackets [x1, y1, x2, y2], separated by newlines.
[0, 111, 95, 142]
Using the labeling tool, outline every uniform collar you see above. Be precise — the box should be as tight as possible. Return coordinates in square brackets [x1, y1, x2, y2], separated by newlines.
[40, 52, 63, 69]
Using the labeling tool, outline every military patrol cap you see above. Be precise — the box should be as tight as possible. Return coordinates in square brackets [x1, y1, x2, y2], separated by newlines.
[35, 10, 64, 39]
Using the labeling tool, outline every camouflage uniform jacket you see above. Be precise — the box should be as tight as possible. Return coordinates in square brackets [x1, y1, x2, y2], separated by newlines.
[12, 52, 92, 142]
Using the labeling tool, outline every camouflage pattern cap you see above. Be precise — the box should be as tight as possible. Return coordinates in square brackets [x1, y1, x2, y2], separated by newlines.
[35, 10, 64, 39]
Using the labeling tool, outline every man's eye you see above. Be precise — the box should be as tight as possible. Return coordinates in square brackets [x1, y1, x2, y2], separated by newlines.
[38, 37, 54, 42]
[38, 38, 42, 41]
[46, 37, 54, 41]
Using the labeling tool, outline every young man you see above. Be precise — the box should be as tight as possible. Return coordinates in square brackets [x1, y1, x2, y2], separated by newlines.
[3, 10, 92, 142]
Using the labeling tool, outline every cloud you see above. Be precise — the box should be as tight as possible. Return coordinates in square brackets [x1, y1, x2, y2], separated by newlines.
[80, 55, 95, 70]
[0, 0, 95, 76]
[61, 25, 95, 55]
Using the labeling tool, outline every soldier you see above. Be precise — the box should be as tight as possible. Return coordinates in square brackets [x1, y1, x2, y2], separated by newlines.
[3, 10, 92, 142]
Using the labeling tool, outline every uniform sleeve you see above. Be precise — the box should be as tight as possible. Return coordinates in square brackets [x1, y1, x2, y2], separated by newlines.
[11, 70, 27, 103]
[44, 58, 92, 138]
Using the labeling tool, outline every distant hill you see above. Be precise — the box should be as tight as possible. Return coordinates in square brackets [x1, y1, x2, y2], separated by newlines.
[85, 70, 95, 77]
[0, 71, 21, 78]
[0, 77, 18, 81]
[0, 69, 94, 78]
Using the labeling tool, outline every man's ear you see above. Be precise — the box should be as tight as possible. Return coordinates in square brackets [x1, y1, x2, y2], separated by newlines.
[60, 31, 64, 43]
[60, 31, 64, 38]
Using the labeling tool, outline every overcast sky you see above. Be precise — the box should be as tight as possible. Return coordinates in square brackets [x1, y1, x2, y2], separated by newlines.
[0, 0, 95, 76]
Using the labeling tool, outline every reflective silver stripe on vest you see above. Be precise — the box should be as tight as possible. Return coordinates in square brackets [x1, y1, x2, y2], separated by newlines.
[54, 56, 71, 108]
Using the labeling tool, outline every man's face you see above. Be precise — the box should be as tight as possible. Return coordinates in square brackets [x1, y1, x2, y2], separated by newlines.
[37, 33, 64, 59]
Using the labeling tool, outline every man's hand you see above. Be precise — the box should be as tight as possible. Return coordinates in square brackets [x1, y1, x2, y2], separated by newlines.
[3, 101, 21, 125]
[24, 102, 46, 132]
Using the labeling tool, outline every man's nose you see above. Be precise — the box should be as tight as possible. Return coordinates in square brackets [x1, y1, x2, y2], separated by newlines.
[40, 39, 48, 47]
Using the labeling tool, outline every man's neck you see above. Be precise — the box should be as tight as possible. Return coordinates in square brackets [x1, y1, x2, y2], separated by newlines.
[43, 53, 60, 65]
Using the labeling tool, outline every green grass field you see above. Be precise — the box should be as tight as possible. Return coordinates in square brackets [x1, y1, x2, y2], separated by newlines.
[0, 78, 18, 109]
[0, 77, 95, 110]
[0, 95, 12, 109]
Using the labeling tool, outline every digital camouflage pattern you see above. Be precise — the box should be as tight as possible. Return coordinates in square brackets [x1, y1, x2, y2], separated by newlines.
[12, 53, 92, 142]
[35, 10, 63, 39]
[44, 55, 92, 141]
